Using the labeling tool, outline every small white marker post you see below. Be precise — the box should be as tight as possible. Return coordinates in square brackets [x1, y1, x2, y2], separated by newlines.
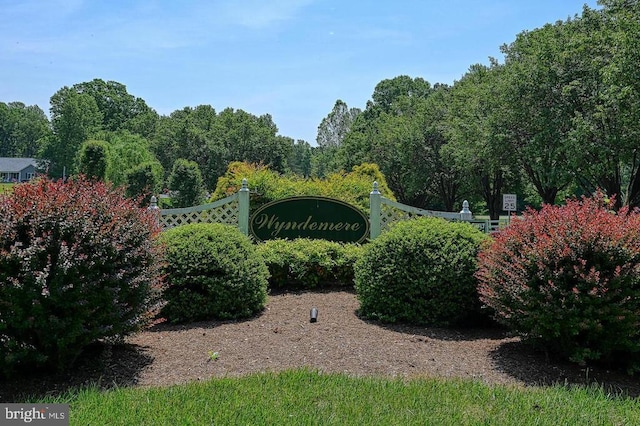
[502, 194, 517, 224]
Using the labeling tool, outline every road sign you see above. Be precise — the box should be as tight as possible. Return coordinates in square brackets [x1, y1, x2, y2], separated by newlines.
[503, 194, 517, 211]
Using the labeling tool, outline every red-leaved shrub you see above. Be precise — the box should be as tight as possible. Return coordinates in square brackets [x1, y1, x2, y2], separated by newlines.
[0, 177, 164, 376]
[476, 193, 640, 371]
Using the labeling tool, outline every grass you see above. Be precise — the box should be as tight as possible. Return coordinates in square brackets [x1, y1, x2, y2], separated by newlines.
[37, 369, 639, 425]
[0, 183, 14, 194]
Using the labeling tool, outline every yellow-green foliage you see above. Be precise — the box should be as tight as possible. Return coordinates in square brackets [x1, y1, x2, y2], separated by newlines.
[0, 183, 15, 195]
[210, 161, 395, 213]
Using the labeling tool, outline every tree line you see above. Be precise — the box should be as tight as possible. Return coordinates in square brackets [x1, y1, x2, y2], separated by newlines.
[1, 0, 638, 216]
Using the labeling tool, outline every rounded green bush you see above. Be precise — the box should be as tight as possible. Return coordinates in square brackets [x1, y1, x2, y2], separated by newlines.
[477, 194, 640, 370]
[160, 223, 268, 323]
[355, 217, 489, 326]
[257, 239, 364, 289]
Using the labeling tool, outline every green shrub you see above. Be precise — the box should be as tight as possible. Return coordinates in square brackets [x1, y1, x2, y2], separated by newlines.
[125, 160, 164, 206]
[210, 161, 395, 213]
[0, 177, 163, 377]
[355, 217, 489, 326]
[168, 158, 205, 208]
[76, 139, 109, 180]
[476, 194, 640, 371]
[160, 223, 268, 323]
[102, 130, 160, 188]
[257, 239, 364, 289]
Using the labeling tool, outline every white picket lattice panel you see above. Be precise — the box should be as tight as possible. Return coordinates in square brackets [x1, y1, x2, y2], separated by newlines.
[379, 197, 464, 231]
[380, 204, 413, 231]
[159, 195, 239, 230]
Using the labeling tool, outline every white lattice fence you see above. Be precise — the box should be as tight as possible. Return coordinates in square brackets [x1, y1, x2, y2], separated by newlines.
[159, 198, 240, 230]
[369, 181, 486, 238]
[380, 204, 413, 231]
[147, 179, 250, 234]
[379, 197, 465, 232]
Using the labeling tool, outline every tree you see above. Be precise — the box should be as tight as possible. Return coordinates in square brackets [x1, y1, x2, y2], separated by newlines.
[151, 105, 224, 187]
[310, 145, 341, 178]
[565, 2, 640, 209]
[168, 158, 205, 208]
[0, 102, 51, 158]
[152, 105, 293, 189]
[97, 131, 161, 188]
[338, 79, 459, 210]
[77, 139, 109, 181]
[337, 75, 435, 183]
[371, 88, 461, 210]
[286, 139, 312, 177]
[212, 108, 291, 175]
[71, 79, 158, 138]
[42, 88, 103, 178]
[370, 75, 432, 114]
[316, 100, 361, 148]
[445, 63, 518, 219]
[125, 161, 164, 205]
[499, 18, 582, 205]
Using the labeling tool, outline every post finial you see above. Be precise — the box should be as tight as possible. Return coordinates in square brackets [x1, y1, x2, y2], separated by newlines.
[459, 200, 472, 220]
[148, 195, 159, 210]
[241, 178, 249, 191]
[371, 181, 380, 195]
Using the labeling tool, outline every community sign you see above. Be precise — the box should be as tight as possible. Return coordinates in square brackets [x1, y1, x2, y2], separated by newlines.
[249, 196, 369, 243]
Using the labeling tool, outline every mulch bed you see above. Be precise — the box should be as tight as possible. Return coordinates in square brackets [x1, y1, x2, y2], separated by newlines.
[2, 288, 639, 402]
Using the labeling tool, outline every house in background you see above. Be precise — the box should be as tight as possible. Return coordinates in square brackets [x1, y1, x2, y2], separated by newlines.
[0, 157, 39, 182]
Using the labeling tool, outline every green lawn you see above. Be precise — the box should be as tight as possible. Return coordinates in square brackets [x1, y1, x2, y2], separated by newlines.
[38, 369, 639, 425]
[0, 183, 14, 194]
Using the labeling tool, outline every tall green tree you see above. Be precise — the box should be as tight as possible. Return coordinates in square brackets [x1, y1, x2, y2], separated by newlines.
[77, 139, 109, 181]
[0, 102, 51, 158]
[371, 87, 461, 210]
[310, 145, 341, 178]
[152, 105, 292, 189]
[565, 2, 640, 209]
[445, 63, 518, 219]
[152, 105, 224, 186]
[312, 99, 361, 177]
[96, 131, 161, 188]
[286, 139, 312, 177]
[42, 88, 102, 178]
[70, 79, 159, 138]
[499, 18, 583, 205]
[370, 75, 432, 114]
[316, 99, 361, 148]
[168, 158, 205, 208]
[339, 75, 434, 174]
[339, 77, 458, 209]
[212, 108, 291, 175]
[125, 161, 164, 205]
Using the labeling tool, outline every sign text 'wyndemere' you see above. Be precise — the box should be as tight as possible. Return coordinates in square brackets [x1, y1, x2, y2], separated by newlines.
[249, 197, 369, 243]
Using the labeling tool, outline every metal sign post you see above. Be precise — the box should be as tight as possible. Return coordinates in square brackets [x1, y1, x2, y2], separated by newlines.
[502, 194, 517, 224]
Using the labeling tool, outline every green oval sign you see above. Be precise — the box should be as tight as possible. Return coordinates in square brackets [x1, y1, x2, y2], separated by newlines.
[250, 196, 369, 243]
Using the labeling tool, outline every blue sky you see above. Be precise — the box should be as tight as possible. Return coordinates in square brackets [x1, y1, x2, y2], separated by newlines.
[1, 0, 600, 145]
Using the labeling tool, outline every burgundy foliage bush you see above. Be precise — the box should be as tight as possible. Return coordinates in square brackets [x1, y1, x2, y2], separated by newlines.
[0, 177, 164, 376]
[476, 193, 640, 371]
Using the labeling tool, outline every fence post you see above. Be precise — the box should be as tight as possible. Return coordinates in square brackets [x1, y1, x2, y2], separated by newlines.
[148, 195, 161, 228]
[459, 200, 472, 221]
[238, 178, 250, 236]
[369, 181, 381, 239]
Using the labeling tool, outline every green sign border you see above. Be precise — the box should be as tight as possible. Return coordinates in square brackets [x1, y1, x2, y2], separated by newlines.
[249, 196, 370, 243]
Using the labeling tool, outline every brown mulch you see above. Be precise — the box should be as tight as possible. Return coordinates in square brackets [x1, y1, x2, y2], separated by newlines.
[2, 288, 639, 402]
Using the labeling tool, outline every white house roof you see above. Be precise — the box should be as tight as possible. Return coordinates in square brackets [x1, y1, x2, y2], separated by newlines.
[0, 157, 38, 172]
